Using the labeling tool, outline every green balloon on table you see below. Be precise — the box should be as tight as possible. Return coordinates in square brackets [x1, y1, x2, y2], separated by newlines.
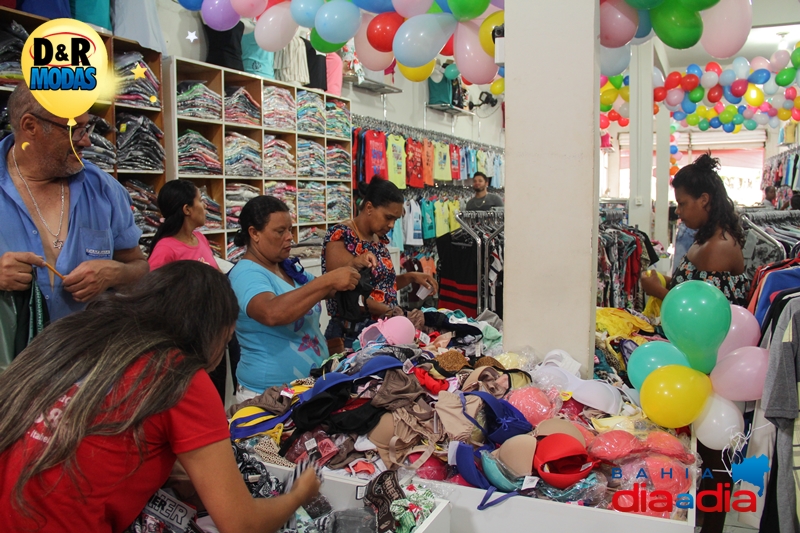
[776, 67, 797, 87]
[310, 29, 346, 53]
[677, 0, 719, 9]
[447, 0, 490, 21]
[650, 1, 703, 50]
[624, 0, 665, 8]
[792, 48, 800, 69]
[688, 86, 704, 103]
[444, 63, 460, 80]
[628, 341, 691, 390]
[698, 118, 710, 131]
[661, 280, 731, 374]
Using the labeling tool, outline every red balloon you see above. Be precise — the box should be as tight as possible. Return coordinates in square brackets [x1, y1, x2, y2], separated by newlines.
[665, 71, 683, 90]
[367, 12, 405, 54]
[440, 34, 454, 56]
[653, 87, 667, 102]
[618, 117, 630, 127]
[705, 61, 722, 75]
[793, 108, 800, 121]
[707, 85, 723, 103]
[786, 87, 798, 100]
[608, 109, 621, 121]
[680, 74, 699, 92]
[462, 77, 472, 86]
[730, 79, 748, 98]
[600, 114, 610, 129]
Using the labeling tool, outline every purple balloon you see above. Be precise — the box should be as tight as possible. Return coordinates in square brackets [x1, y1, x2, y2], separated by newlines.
[711, 346, 769, 402]
[490, 0, 504, 7]
[202, 0, 241, 31]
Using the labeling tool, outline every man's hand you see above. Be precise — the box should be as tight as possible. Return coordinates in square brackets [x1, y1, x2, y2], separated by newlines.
[0, 252, 45, 291]
[63, 260, 115, 302]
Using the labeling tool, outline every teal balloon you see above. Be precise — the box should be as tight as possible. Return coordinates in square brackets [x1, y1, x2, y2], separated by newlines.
[624, 0, 664, 8]
[628, 342, 690, 390]
[744, 119, 758, 130]
[444, 63, 460, 80]
[732, 113, 744, 125]
[698, 118, 710, 131]
[662, 280, 732, 374]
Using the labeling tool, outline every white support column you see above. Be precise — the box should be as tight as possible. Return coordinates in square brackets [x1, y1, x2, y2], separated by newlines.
[607, 135, 621, 197]
[504, 1, 599, 375]
[628, 41, 654, 234]
[654, 105, 670, 247]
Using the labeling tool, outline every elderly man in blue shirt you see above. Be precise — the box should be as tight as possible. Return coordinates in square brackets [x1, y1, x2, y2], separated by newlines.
[0, 84, 149, 322]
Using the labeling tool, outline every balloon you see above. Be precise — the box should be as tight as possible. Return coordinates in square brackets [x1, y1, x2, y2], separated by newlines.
[680, 74, 699, 92]
[609, 109, 621, 121]
[698, 118, 710, 130]
[700, 0, 752, 59]
[600, 114, 610, 129]
[453, 20, 498, 84]
[352, 0, 396, 12]
[779, 107, 792, 121]
[628, 342, 691, 390]
[711, 346, 769, 401]
[707, 85, 723, 103]
[624, 0, 664, 8]
[719, 69, 736, 86]
[620, 86, 631, 103]
[650, 1, 702, 50]
[478, 10, 503, 55]
[679, 0, 719, 8]
[771, 50, 791, 72]
[617, 102, 629, 119]
[705, 61, 722, 74]
[393, 13, 457, 68]
[796, 96, 800, 109]
[654, 87, 667, 102]
[653, 66, 665, 88]
[440, 34, 455, 55]
[600, 0, 639, 49]
[770, 116, 781, 128]
[392, 0, 433, 17]
[681, 96, 696, 114]
[634, 8, 652, 38]
[773, 93, 787, 109]
[729, 79, 747, 98]
[685, 63, 702, 77]
[444, 63, 460, 79]
[231, 0, 268, 17]
[601, 103, 613, 112]
[748, 69, 771, 85]
[367, 11, 405, 53]
[662, 280, 732, 374]
[600, 44, 631, 77]
[787, 87, 798, 100]
[723, 85, 742, 104]
[618, 117, 630, 127]
[673, 111, 687, 121]
[755, 112, 770, 125]
[688, 86, 704, 103]
[254, 2, 298, 51]
[750, 56, 770, 72]
[665, 71, 682, 90]
[792, 48, 800, 69]
[793, 108, 800, 121]
[309, 28, 346, 52]
[670, 165, 680, 175]
[744, 119, 757, 130]
[610, 75, 625, 89]
[315, 0, 361, 44]
[693, 393, 744, 450]
[179, 0, 204, 10]
[447, 0, 490, 21]
[398, 59, 435, 81]
[201, 0, 241, 31]
[744, 84, 765, 108]
[355, 13, 395, 70]
[666, 88, 684, 106]
[700, 71, 718, 89]
[669, 144, 678, 155]
[776, 67, 797, 87]
[686, 113, 700, 126]
[432, 0, 450, 12]
[732, 113, 744, 125]
[290, 0, 323, 26]
[490, 0, 503, 6]
[641, 365, 712, 428]
[490, 77, 504, 95]
[732, 56, 750, 79]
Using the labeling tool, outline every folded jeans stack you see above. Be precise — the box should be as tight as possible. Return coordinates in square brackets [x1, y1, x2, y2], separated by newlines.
[298, 181, 325, 223]
[263, 86, 296, 130]
[297, 138, 325, 178]
[297, 90, 325, 135]
[0, 20, 27, 88]
[124, 179, 161, 235]
[178, 129, 221, 175]
[225, 87, 261, 125]
[115, 52, 161, 108]
[177, 81, 222, 120]
[326, 144, 350, 180]
[326, 183, 351, 222]
[265, 181, 297, 222]
[263, 135, 296, 177]
[225, 182, 261, 230]
[325, 100, 351, 138]
[116, 114, 165, 171]
[225, 132, 263, 177]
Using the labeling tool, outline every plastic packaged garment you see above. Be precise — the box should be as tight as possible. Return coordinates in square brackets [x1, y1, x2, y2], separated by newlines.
[326, 144, 351, 181]
[198, 186, 223, 230]
[0, 20, 26, 89]
[225, 86, 261, 125]
[506, 386, 559, 427]
[124, 179, 161, 235]
[177, 81, 222, 120]
[326, 100, 351, 138]
[263, 86, 296, 130]
[326, 183, 351, 222]
[224, 132, 262, 177]
[297, 91, 325, 135]
[225, 182, 260, 229]
[116, 114, 165, 171]
[115, 52, 161, 108]
[265, 136, 297, 177]
[298, 139, 325, 178]
[298, 181, 325, 223]
[178, 129, 221, 175]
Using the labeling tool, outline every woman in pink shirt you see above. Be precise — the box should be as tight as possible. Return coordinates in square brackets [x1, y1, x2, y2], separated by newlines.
[148, 180, 218, 270]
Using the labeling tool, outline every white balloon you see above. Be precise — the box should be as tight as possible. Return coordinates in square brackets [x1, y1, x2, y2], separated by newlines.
[619, 102, 630, 119]
[764, 77, 779, 96]
[772, 94, 786, 109]
[254, 3, 298, 52]
[770, 116, 781, 129]
[652, 66, 665, 88]
[631, 30, 654, 46]
[732, 57, 750, 80]
[600, 44, 631, 76]
[755, 112, 770, 125]
[771, 50, 791, 73]
[693, 393, 744, 451]
[700, 71, 719, 90]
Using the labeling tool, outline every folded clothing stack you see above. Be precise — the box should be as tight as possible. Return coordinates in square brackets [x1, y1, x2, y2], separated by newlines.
[225, 182, 261, 229]
[0, 20, 27, 89]
[326, 144, 350, 180]
[225, 132, 262, 177]
[227, 235, 246, 263]
[298, 181, 325, 223]
[83, 115, 116, 171]
[115, 52, 161, 108]
[177, 81, 222, 120]
[263, 135, 295, 177]
[178, 129, 221, 175]
[225, 86, 261, 125]
[297, 138, 325, 178]
[263, 86, 296, 130]
[116, 114, 165, 171]
[124, 179, 160, 235]
[198, 185, 223, 231]
[207, 239, 223, 258]
[325, 100, 351, 138]
[297, 90, 325, 135]
[265, 180, 297, 222]
[326, 183, 351, 222]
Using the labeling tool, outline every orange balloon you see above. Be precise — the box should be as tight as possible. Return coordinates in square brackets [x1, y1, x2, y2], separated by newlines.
[670, 157, 676, 164]
[670, 166, 679, 176]
[653, 103, 660, 115]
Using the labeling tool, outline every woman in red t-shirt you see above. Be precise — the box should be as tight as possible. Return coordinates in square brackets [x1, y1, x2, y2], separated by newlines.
[0, 261, 320, 533]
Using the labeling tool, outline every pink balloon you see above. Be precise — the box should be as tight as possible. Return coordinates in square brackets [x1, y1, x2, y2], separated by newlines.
[759, 102, 771, 112]
[674, 151, 683, 161]
[453, 21, 498, 85]
[743, 108, 755, 119]
[750, 56, 771, 72]
[717, 305, 761, 362]
[355, 13, 395, 71]
[786, 87, 798, 100]
[714, 101, 726, 113]
[768, 107, 779, 117]
[202, 0, 242, 31]
[231, 0, 268, 17]
[254, 2, 297, 52]
[700, 0, 752, 59]
[771, 50, 791, 73]
[599, 0, 638, 49]
[474, 4, 500, 23]
[680, 119, 688, 128]
[392, 0, 433, 18]
[711, 346, 769, 401]
[666, 88, 685, 107]
[600, 75, 609, 88]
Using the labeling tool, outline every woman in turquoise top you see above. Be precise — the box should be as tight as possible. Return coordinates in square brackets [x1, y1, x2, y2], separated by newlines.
[229, 196, 373, 401]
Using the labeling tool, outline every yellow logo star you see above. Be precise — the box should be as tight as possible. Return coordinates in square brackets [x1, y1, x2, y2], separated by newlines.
[131, 62, 147, 80]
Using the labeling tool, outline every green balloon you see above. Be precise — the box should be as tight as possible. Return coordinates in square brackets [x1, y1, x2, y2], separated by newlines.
[448, 0, 491, 22]
[718, 110, 733, 124]
[776, 67, 797, 87]
[428, 2, 443, 13]
[650, 0, 703, 50]
[628, 341, 690, 390]
[444, 63, 460, 80]
[310, 29, 346, 53]
[744, 119, 758, 130]
[662, 280, 732, 374]
[686, 113, 700, 126]
[677, 0, 719, 9]
[732, 113, 744, 125]
[698, 118, 710, 131]
[670, 124, 677, 133]
[688, 86, 705, 103]
[624, 0, 664, 8]
[792, 48, 800, 69]
[600, 103, 613, 112]
[609, 75, 624, 89]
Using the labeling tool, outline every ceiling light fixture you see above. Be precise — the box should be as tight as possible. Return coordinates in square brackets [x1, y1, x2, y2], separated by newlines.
[777, 32, 792, 51]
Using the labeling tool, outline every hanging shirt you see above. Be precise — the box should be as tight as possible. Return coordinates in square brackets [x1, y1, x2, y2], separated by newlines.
[303, 39, 328, 91]
[460, 148, 469, 181]
[204, 22, 245, 70]
[71, 0, 111, 30]
[326, 53, 344, 96]
[406, 138, 424, 189]
[434, 200, 450, 237]
[450, 144, 461, 180]
[20, 0, 69, 18]
[364, 130, 388, 181]
[422, 139, 435, 186]
[476, 149, 488, 175]
[434, 142, 451, 182]
[274, 36, 310, 85]
[241, 31, 275, 79]
[113, 0, 168, 55]
[449, 200, 461, 232]
[468, 149, 478, 178]
[404, 200, 423, 246]
[389, 213, 404, 250]
[421, 199, 436, 240]
[386, 134, 407, 190]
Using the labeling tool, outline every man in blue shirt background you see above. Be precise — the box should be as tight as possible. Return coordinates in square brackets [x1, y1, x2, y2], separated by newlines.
[0, 84, 149, 322]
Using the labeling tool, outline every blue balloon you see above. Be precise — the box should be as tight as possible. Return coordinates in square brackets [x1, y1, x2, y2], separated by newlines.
[710, 117, 722, 128]
[393, 14, 458, 68]
[178, 0, 203, 9]
[723, 85, 742, 104]
[623, 75, 630, 86]
[748, 68, 771, 85]
[434, 0, 452, 13]
[719, 69, 736, 87]
[686, 63, 703, 78]
[681, 96, 696, 114]
[635, 9, 651, 39]
[291, 0, 324, 28]
[670, 145, 679, 155]
[673, 111, 687, 121]
[498, 66, 505, 78]
[737, 105, 747, 114]
[315, 0, 362, 44]
[723, 122, 735, 132]
[351, 0, 395, 13]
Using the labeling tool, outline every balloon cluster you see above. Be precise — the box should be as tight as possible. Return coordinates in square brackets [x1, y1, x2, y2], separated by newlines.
[668, 128, 682, 177]
[627, 281, 768, 450]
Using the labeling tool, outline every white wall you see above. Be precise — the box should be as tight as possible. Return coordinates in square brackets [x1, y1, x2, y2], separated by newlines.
[154, 0, 504, 146]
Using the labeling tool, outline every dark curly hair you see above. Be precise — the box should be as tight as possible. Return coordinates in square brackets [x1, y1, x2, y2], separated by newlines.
[672, 153, 745, 247]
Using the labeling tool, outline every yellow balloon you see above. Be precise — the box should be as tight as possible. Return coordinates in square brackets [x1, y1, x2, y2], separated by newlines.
[695, 105, 708, 119]
[743, 84, 765, 107]
[796, 41, 800, 49]
[778, 107, 792, 121]
[619, 85, 630, 102]
[640, 365, 712, 429]
[479, 10, 504, 56]
[794, 96, 800, 109]
[733, 124, 742, 133]
[490, 77, 504, 95]
[21, 18, 109, 124]
[601, 81, 613, 92]
[600, 88, 619, 106]
[398, 60, 436, 82]
[706, 109, 718, 119]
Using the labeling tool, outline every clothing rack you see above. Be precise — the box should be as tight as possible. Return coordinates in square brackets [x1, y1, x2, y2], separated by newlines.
[455, 210, 505, 314]
[762, 146, 800, 190]
[600, 208, 627, 224]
